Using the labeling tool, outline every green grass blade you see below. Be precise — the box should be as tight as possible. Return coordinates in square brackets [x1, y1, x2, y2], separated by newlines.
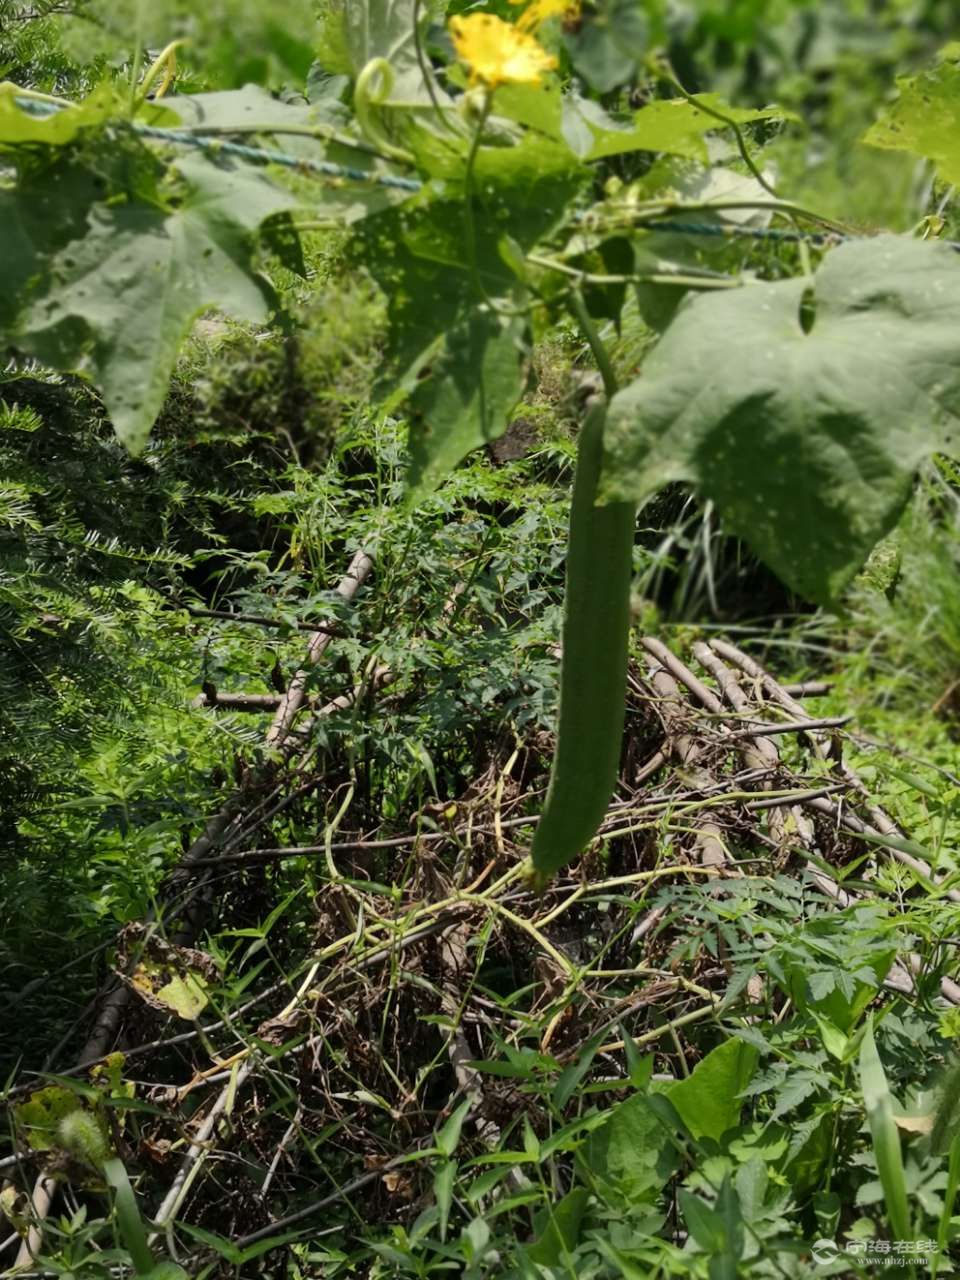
[103, 1156, 156, 1276]
[858, 1021, 911, 1246]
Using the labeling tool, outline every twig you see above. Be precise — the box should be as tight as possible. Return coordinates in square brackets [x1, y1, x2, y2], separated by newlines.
[642, 661, 728, 871]
[267, 549, 373, 750]
[727, 715, 852, 738]
[12, 548, 374, 1269]
[261, 1108, 303, 1197]
[802, 795, 960, 906]
[692, 641, 813, 859]
[183, 605, 338, 635]
[710, 639, 960, 900]
[150, 1059, 256, 1234]
[149, 907, 475, 1235]
[193, 692, 282, 710]
[745, 782, 849, 810]
[781, 681, 831, 697]
[641, 636, 723, 714]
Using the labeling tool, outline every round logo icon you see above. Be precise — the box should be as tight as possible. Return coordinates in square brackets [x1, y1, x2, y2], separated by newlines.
[811, 1239, 840, 1265]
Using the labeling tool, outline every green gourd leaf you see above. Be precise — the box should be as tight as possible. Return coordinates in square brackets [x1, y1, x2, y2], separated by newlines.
[408, 307, 526, 494]
[864, 51, 960, 186]
[561, 93, 786, 163]
[601, 235, 960, 605]
[0, 147, 301, 454]
[666, 1039, 759, 1142]
[562, 0, 654, 93]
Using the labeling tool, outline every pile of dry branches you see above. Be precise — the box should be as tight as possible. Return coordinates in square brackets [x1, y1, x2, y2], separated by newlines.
[5, 603, 957, 1272]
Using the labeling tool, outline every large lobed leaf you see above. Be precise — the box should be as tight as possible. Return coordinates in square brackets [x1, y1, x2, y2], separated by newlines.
[0, 150, 301, 453]
[494, 84, 786, 164]
[601, 235, 960, 604]
[408, 308, 527, 493]
[158, 83, 348, 134]
[0, 82, 116, 146]
[354, 137, 584, 493]
[864, 52, 960, 186]
[343, 0, 436, 100]
[160, 84, 409, 223]
[562, 94, 786, 164]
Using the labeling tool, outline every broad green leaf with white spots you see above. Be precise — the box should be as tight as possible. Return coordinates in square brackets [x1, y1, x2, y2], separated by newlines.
[601, 236, 960, 604]
[561, 94, 786, 163]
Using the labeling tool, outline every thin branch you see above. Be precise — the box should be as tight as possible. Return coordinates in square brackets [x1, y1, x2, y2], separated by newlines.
[183, 605, 338, 635]
[728, 714, 852, 738]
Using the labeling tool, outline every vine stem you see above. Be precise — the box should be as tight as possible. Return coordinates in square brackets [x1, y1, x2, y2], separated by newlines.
[127, 0, 146, 117]
[173, 120, 391, 161]
[654, 57, 778, 200]
[529, 251, 741, 291]
[651, 57, 835, 260]
[412, 0, 455, 132]
[354, 57, 416, 164]
[569, 289, 618, 400]
[463, 88, 494, 304]
[599, 196, 852, 236]
[137, 39, 187, 103]
[1, 81, 71, 108]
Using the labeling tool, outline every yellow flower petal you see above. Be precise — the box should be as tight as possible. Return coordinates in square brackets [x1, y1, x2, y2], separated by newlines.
[449, 13, 558, 89]
[512, 0, 581, 33]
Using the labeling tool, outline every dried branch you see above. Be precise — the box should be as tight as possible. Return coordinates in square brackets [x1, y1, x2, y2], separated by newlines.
[183, 605, 338, 634]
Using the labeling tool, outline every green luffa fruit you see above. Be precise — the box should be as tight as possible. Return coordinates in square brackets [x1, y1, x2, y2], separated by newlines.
[531, 400, 635, 885]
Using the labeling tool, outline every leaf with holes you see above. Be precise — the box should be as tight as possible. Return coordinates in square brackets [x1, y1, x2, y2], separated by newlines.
[601, 236, 960, 604]
[561, 94, 786, 163]
[864, 53, 960, 186]
[0, 82, 117, 147]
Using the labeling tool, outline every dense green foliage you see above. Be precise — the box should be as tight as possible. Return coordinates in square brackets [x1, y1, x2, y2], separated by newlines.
[6, 1, 960, 1277]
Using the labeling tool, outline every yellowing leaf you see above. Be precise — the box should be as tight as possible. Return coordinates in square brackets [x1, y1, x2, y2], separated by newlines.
[14, 1086, 82, 1152]
[0, 1185, 30, 1237]
[892, 1113, 934, 1135]
[90, 1051, 135, 1100]
[131, 960, 210, 1021]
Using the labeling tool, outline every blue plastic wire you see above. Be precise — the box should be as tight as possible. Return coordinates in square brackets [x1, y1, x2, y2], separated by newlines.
[133, 123, 423, 191]
[14, 95, 423, 193]
[14, 94, 960, 252]
[643, 219, 843, 246]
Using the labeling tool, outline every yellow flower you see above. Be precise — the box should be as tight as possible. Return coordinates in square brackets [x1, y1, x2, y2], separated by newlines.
[449, 12, 558, 89]
[510, 0, 581, 33]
